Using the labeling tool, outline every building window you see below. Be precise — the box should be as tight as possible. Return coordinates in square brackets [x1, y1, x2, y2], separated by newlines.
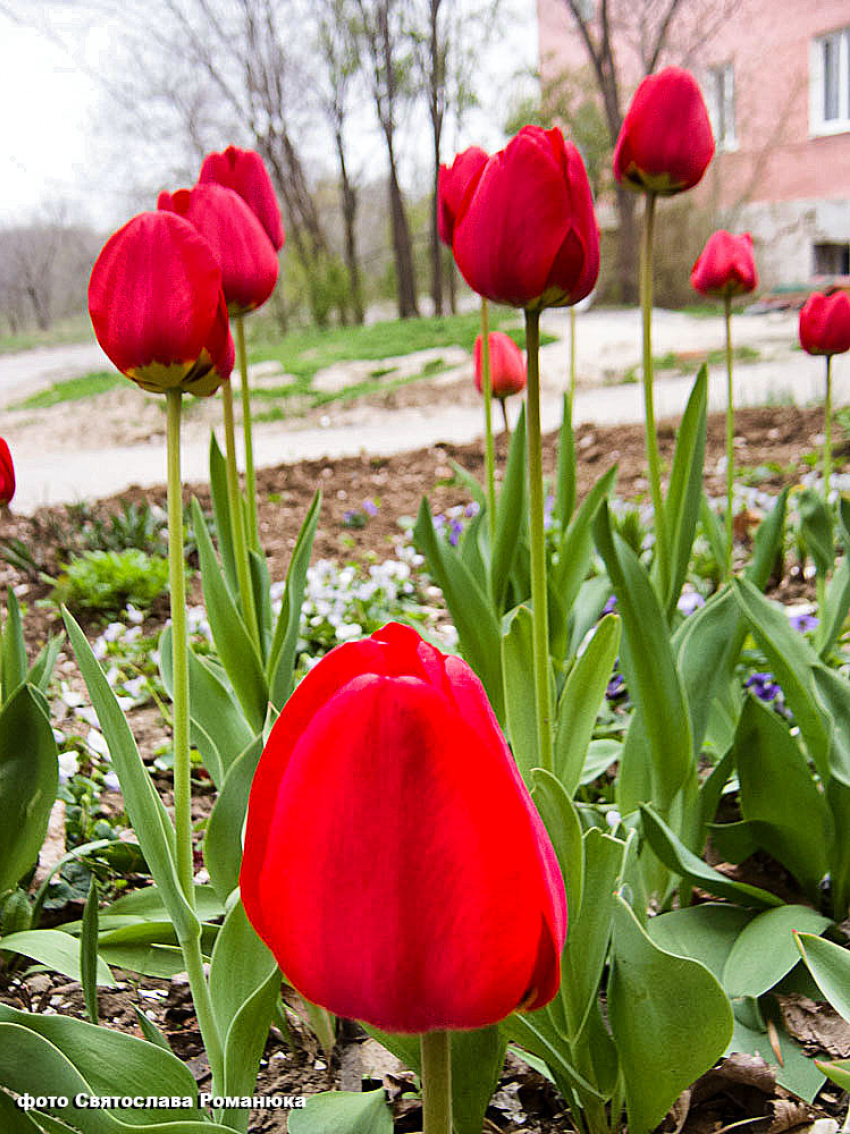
[814, 243, 850, 276]
[811, 29, 850, 134]
[706, 63, 736, 150]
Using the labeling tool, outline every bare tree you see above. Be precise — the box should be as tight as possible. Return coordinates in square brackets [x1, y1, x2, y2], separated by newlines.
[355, 0, 420, 319]
[556, 0, 738, 302]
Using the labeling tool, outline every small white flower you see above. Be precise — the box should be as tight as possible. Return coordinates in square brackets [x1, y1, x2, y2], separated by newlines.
[103, 771, 121, 791]
[123, 676, 146, 700]
[124, 604, 144, 625]
[103, 622, 125, 642]
[606, 810, 622, 829]
[58, 751, 79, 784]
[86, 728, 110, 757]
[74, 706, 100, 728]
[60, 683, 85, 709]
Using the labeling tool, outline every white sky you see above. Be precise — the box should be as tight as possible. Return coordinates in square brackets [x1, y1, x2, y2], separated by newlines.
[0, 2, 539, 231]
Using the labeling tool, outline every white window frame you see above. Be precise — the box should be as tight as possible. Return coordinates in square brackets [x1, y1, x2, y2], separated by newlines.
[810, 28, 850, 136]
[706, 62, 737, 152]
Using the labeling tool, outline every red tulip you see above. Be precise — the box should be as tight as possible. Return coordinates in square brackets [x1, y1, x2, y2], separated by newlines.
[158, 184, 279, 315]
[0, 439, 15, 507]
[240, 622, 566, 1034]
[198, 145, 285, 252]
[437, 146, 488, 247]
[474, 332, 527, 399]
[691, 231, 758, 299]
[88, 212, 234, 397]
[452, 126, 599, 311]
[799, 292, 850, 357]
[613, 67, 715, 196]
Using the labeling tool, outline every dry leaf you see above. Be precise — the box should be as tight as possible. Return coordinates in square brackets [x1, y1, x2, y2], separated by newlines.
[778, 995, 850, 1058]
[766, 1099, 811, 1134]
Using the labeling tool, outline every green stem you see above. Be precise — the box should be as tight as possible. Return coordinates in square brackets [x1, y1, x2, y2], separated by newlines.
[480, 298, 497, 549]
[817, 570, 827, 630]
[500, 397, 511, 439]
[166, 388, 223, 1089]
[420, 1031, 452, 1134]
[825, 354, 833, 498]
[220, 379, 260, 647]
[236, 314, 260, 553]
[639, 191, 669, 597]
[525, 308, 554, 773]
[724, 294, 734, 580]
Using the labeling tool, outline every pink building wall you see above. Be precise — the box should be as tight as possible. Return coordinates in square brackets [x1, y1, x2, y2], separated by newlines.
[537, 0, 850, 282]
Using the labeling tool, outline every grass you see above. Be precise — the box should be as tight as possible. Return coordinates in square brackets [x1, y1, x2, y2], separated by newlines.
[10, 371, 124, 410]
[614, 345, 762, 385]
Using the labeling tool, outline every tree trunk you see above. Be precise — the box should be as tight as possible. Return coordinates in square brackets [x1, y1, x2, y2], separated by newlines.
[388, 157, 420, 319]
[614, 186, 639, 305]
[431, 148, 443, 316]
[337, 133, 365, 325]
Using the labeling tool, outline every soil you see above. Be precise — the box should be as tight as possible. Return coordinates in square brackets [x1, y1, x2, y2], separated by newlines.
[0, 403, 845, 1134]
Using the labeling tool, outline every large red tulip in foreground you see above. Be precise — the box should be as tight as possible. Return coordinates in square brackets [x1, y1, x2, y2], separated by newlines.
[437, 145, 488, 247]
[799, 291, 850, 357]
[613, 67, 715, 196]
[452, 125, 599, 311]
[88, 211, 234, 396]
[241, 622, 567, 1034]
[199, 144, 285, 252]
[691, 231, 758, 299]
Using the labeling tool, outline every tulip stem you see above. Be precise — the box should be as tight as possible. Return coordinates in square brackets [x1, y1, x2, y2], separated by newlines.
[501, 397, 511, 439]
[724, 294, 735, 580]
[480, 298, 498, 550]
[235, 314, 260, 553]
[420, 1031, 452, 1134]
[825, 354, 833, 499]
[221, 379, 261, 648]
[525, 308, 554, 774]
[639, 190, 669, 600]
[166, 388, 225, 1095]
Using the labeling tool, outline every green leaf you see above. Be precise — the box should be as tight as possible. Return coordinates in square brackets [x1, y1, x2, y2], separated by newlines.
[413, 497, 504, 720]
[664, 366, 707, 618]
[2, 589, 27, 703]
[796, 932, 850, 1023]
[798, 487, 834, 579]
[249, 547, 273, 665]
[501, 606, 538, 783]
[555, 394, 576, 527]
[700, 492, 727, 576]
[62, 609, 197, 945]
[649, 903, 755, 981]
[608, 893, 733, 1134]
[531, 770, 583, 918]
[594, 505, 692, 811]
[723, 906, 831, 999]
[672, 586, 740, 757]
[729, 1008, 825, 1102]
[159, 626, 254, 788]
[132, 1004, 172, 1052]
[504, 1012, 604, 1102]
[745, 487, 788, 591]
[491, 404, 527, 610]
[95, 921, 217, 980]
[640, 804, 783, 908]
[209, 430, 238, 597]
[734, 696, 832, 899]
[579, 739, 621, 786]
[81, 878, 100, 1023]
[205, 736, 263, 904]
[288, 1089, 392, 1134]
[733, 578, 831, 777]
[191, 497, 268, 733]
[0, 930, 112, 986]
[0, 683, 58, 893]
[267, 491, 321, 709]
[101, 883, 223, 923]
[555, 614, 620, 794]
[819, 556, 850, 657]
[0, 1087, 43, 1132]
[27, 633, 63, 693]
[449, 459, 487, 510]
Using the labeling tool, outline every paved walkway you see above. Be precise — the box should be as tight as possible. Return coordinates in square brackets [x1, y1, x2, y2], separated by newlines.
[2, 308, 838, 514]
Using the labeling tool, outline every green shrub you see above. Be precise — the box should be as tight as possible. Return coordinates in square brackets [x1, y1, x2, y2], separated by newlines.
[50, 549, 169, 616]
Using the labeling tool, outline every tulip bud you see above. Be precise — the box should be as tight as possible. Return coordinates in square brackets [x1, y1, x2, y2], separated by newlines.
[158, 183, 279, 316]
[88, 212, 234, 397]
[240, 622, 567, 1034]
[799, 291, 850, 357]
[690, 231, 758, 299]
[613, 67, 715, 196]
[474, 332, 527, 399]
[453, 126, 600, 311]
[199, 145, 285, 252]
[0, 439, 15, 507]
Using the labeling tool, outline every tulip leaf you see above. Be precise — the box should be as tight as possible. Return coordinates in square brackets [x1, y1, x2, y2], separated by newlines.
[81, 878, 100, 1024]
[191, 497, 268, 732]
[413, 497, 504, 720]
[745, 487, 788, 591]
[502, 605, 538, 783]
[491, 404, 527, 610]
[608, 892, 733, 1134]
[729, 1008, 825, 1102]
[672, 586, 741, 757]
[664, 366, 707, 619]
[555, 393, 576, 527]
[826, 776, 850, 922]
[267, 490, 321, 709]
[159, 626, 254, 788]
[101, 883, 223, 923]
[580, 739, 621, 786]
[2, 588, 27, 702]
[63, 608, 198, 945]
[504, 1012, 604, 1103]
[819, 556, 850, 657]
[648, 903, 756, 981]
[555, 614, 620, 794]
[722, 906, 831, 1000]
[798, 487, 834, 579]
[0, 929, 112, 987]
[209, 430, 238, 598]
[700, 492, 727, 576]
[205, 735, 264, 904]
[732, 577, 831, 777]
[796, 931, 850, 1024]
[639, 804, 782, 908]
[594, 503, 692, 810]
[734, 696, 832, 900]
[0, 682, 58, 894]
[0, 1087, 42, 1133]
[531, 769, 584, 918]
[288, 1089, 392, 1134]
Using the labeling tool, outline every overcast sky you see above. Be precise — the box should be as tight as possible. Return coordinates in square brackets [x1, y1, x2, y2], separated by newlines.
[0, 1, 539, 230]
